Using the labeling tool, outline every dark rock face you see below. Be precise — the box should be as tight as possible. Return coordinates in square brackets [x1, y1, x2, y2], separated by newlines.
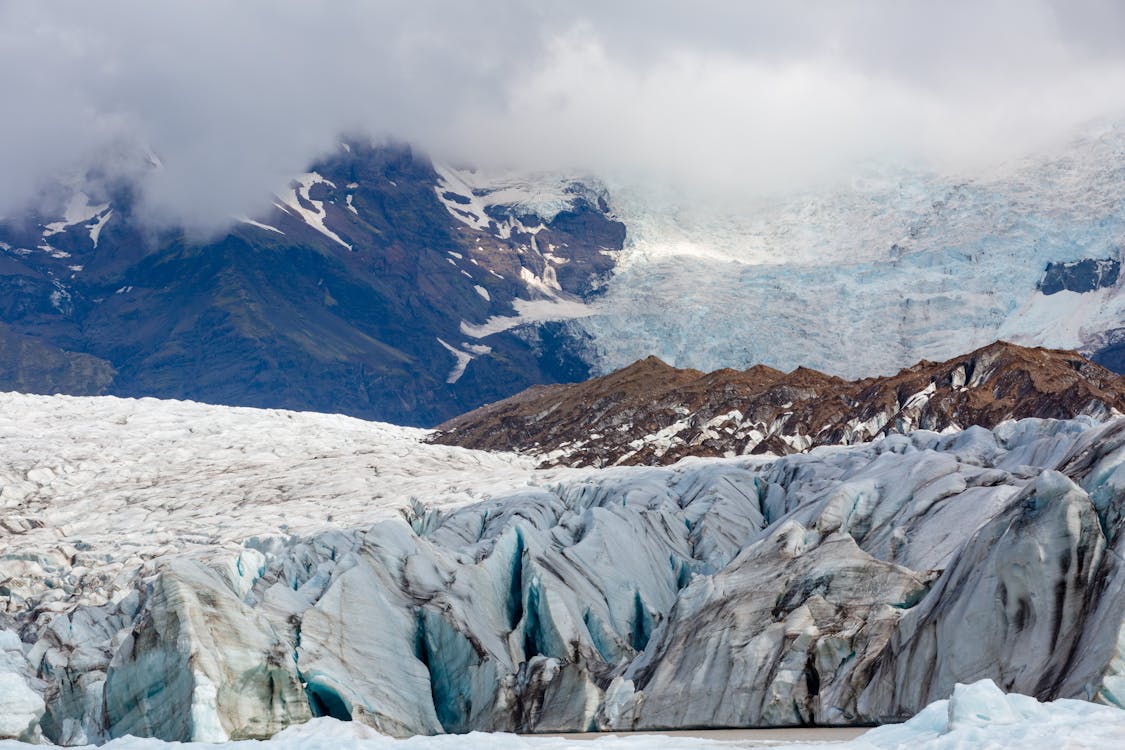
[0, 144, 624, 425]
[1090, 328, 1125, 374]
[0, 323, 115, 396]
[1094, 342, 1125, 373]
[431, 341, 1125, 466]
[1038, 258, 1120, 295]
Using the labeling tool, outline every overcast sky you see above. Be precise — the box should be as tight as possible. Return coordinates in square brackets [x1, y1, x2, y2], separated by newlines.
[3, 0, 1125, 228]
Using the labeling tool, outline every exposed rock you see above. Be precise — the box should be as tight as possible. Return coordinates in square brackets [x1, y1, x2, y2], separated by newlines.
[0, 144, 625, 427]
[432, 341, 1125, 466]
[1038, 258, 1121, 295]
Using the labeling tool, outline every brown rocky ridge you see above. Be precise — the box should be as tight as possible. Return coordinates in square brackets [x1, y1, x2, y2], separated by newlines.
[429, 341, 1125, 467]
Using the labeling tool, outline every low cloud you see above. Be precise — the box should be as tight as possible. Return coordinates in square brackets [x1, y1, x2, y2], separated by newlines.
[3, 1, 1125, 229]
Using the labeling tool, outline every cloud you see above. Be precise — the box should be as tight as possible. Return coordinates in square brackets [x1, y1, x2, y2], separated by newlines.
[2, 1, 1125, 228]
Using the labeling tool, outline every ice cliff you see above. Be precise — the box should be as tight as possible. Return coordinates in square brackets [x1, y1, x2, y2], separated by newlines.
[582, 124, 1125, 378]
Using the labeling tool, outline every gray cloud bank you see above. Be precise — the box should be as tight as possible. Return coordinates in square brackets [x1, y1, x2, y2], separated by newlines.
[3, 0, 1125, 229]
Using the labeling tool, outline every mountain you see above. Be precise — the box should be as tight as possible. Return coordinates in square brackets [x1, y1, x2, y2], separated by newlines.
[2, 392, 1124, 741]
[2, 126, 1125, 428]
[432, 341, 1125, 466]
[0, 143, 624, 426]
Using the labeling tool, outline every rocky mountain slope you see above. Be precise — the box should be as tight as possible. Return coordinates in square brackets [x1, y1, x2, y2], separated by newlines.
[432, 341, 1125, 466]
[0, 393, 1123, 742]
[0, 143, 624, 425]
[3, 126, 1125, 428]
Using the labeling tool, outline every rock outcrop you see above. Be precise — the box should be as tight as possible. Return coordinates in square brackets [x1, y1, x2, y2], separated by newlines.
[431, 341, 1125, 466]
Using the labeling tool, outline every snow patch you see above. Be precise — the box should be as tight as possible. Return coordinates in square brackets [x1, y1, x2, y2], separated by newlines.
[437, 338, 475, 383]
[436, 339, 492, 383]
[999, 287, 1118, 350]
[239, 218, 285, 235]
[460, 298, 595, 338]
[42, 193, 109, 240]
[88, 209, 111, 247]
[433, 162, 608, 239]
[277, 172, 351, 250]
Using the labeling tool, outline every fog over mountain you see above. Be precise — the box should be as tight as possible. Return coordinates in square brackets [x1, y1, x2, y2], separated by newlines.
[5, 1, 1125, 230]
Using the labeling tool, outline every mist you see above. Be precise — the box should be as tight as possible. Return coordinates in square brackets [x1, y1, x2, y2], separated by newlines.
[3, 0, 1125, 230]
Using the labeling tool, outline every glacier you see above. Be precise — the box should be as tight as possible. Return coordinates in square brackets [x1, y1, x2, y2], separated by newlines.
[1, 680, 1124, 748]
[2, 393, 1125, 743]
[577, 124, 1125, 377]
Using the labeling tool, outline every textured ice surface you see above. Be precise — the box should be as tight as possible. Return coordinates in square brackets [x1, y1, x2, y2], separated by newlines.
[1, 680, 1125, 748]
[0, 391, 577, 613]
[2, 394, 1124, 743]
[580, 125, 1125, 377]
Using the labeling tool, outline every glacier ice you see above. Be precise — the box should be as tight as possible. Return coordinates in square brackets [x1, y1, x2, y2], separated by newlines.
[0, 630, 43, 743]
[579, 126, 1125, 378]
[1, 394, 1125, 742]
[2, 679, 1125, 748]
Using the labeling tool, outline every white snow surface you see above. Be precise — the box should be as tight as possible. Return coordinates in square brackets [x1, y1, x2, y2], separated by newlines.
[0, 392, 577, 610]
[238, 218, 284, 235]
[433, 163, 603, 236]
[460, 298, 595, 338]
[42, 193, 110, 241]
[435, 339, 475, 383]
[580, 124, 1125, 377]
[87, 211, 111, 248]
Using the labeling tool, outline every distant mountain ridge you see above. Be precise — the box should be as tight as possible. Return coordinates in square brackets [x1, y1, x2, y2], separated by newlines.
[0, 143, 624, 425]
[2, 128, 1125, 427]
[431, 341, 1125, 466]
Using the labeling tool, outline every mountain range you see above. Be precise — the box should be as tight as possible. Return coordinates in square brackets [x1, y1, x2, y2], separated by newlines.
[1, 128, 1124, 426]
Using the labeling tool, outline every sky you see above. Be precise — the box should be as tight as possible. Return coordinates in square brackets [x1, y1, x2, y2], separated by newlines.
[3, 0, 1125, 229]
